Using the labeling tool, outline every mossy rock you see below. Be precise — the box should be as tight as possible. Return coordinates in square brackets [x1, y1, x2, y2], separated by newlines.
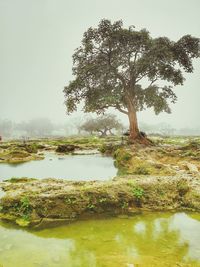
[56, 144, 79, 153]
[114, 148, 132, 169]
[99, 143, 122, 155]
[8, 150, 30, 158]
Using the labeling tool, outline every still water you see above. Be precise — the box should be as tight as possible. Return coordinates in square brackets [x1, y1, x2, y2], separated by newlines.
[0, 152, 117, 181]
[0, 212, 200, 267]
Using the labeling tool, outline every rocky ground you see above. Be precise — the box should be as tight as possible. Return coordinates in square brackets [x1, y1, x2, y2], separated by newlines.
[0, 173, 199, 228]
[0, 135, 199, 228]
[0, 136, 116, 163]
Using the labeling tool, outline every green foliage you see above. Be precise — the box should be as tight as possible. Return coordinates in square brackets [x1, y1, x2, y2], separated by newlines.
[64, 19, 200, 128]
[121, 201, 128, 209]
[132, 187, 144, 200]
[99, 197, 107, 203]
[20, 196, 30, 209]
[80, 114, 123, 136]
[87, 203, 95, 210]
[65, 197, 76, 205]
[18, 196, 32, 219]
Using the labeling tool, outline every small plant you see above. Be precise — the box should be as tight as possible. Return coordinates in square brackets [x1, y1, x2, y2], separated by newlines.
[65, 197, 76, 205]
[20, 196, 30, 210]
[133, 187, 144, 200]
[21, 214, 30, 221]
[99, 197, 107, 203]
[19, 196, 32, 219]
[87, 203, 95, 210]
[121, 201, 128, 209]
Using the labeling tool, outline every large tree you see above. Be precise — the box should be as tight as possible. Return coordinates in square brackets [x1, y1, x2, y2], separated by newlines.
[64, 19, 200, 143]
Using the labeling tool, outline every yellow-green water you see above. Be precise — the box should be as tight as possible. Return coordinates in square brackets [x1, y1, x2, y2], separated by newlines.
[0, 212, 200, 267]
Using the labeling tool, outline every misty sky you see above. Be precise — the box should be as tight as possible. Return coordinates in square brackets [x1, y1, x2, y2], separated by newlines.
[1, 0, 200, 128]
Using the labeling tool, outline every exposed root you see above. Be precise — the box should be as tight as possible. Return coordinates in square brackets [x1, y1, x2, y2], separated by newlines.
[129, 133, 154, 146]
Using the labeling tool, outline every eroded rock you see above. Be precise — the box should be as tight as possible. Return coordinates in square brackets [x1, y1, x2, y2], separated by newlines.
[56, 145, 79, 153]
[0, 175, 199, 228]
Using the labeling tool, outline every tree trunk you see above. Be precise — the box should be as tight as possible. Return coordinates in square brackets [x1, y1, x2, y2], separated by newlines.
[99, 129, 107, 137]
[127, 101, 140, 140]
[127, 99, 152, 145]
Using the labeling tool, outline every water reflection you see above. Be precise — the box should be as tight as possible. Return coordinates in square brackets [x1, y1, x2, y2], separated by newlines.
[0, 212, 200, 267]
[0, 153, 117, 181]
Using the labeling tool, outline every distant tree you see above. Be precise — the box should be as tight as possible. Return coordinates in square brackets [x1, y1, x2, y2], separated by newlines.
[80, 114, 123, 136]
[64, 19, 200, 144]
[80, 118, 97, 135]
[17, 118, 54, 137]
[140, 122, 175, 136]
[157, 122, 175, 136]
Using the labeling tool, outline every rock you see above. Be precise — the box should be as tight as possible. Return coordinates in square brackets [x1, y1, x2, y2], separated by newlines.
[56, 144, 79, 153]
[1, 175, 200, 229]
[186, 163, 199, 173]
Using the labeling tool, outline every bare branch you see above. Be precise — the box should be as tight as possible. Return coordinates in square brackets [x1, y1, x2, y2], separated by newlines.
[148, 78, 158, 87]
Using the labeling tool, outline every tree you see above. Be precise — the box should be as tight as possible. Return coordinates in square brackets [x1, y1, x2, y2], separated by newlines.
[80, 114, 123, 136]
[80, 118, 97, 135]
[64, 19, 200, 143]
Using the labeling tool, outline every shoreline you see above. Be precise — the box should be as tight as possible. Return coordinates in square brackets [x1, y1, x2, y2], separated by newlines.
[0, 174, 199, 228]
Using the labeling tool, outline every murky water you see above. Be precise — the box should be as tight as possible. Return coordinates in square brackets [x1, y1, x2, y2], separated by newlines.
[0, 153, 117, 181]
[0, 212, 200, 267]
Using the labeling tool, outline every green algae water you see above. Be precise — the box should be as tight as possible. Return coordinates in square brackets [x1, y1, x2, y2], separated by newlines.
[0, 212, 200, 267]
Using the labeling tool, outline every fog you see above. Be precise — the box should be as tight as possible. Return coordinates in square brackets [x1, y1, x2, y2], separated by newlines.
[1, 0, 200, 132]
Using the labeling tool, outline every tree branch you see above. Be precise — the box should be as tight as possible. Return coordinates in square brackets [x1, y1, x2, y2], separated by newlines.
[148, 78, 158, 87]
[115, 104, 128, 115]
[135, 72, 148, 83]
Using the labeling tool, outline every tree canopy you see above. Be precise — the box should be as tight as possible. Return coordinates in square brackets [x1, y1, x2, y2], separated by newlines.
[80, 114, 123, 136]
[64, 19, 200, 142]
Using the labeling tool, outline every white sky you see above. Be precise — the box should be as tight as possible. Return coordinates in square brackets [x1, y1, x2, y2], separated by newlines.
[0, 0, 200, 128]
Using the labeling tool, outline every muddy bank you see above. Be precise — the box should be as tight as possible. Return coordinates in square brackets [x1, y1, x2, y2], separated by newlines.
[0, 174, 199, 228]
